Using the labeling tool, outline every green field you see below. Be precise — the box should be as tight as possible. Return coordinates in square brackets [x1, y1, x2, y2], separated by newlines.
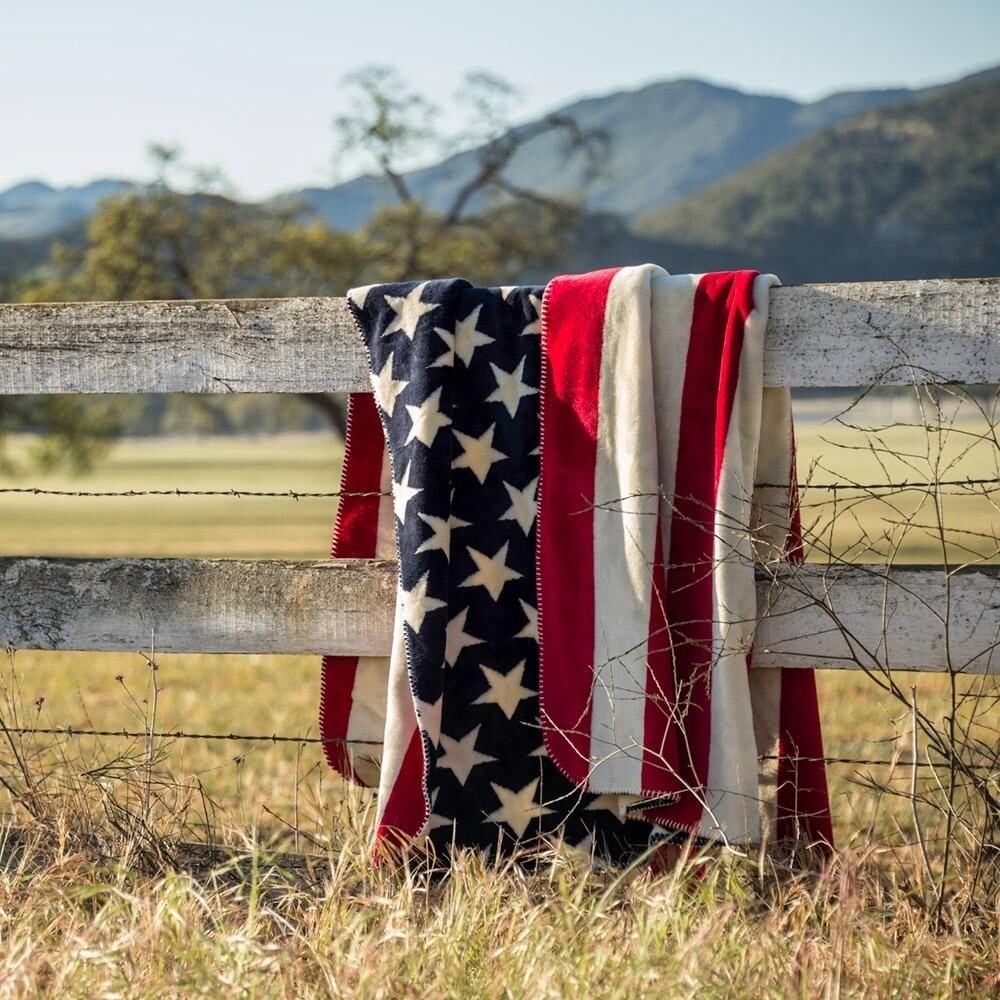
[0, 432, 344, 558]
[0, 405, 997, 995]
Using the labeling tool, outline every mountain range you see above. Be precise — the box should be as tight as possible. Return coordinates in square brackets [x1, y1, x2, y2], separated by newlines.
[0, 178, 131, 240]
[1, 62, 997, 286]
[288, 69, 1000, 232]
[632, 72, 1000, 283]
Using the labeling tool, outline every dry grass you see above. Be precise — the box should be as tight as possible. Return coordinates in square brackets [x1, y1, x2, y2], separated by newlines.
[0, 825, 998, 997]
[0, 389, 997, 996]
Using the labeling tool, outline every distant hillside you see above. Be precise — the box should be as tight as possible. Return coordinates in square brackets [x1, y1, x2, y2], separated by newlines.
[3, 66, 916, 253]
[287, 82, 915, 230]
[1, 65, 997, 288]
[285, 65, 999, 231]
[0, 179, 131, 240]
[632, 76, 1000, 283]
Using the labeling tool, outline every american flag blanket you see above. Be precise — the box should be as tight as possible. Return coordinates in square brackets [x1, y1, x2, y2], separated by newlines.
[320, 266, 832, 860]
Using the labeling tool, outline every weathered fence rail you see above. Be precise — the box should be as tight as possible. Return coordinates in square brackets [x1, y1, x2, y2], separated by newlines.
[0, 558, 996, 673]
[1, 279, 998, 675]
[2, 278, 998, 393]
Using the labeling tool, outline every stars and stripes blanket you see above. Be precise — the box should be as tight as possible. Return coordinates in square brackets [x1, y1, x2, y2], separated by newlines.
[320, 266, 832, 860]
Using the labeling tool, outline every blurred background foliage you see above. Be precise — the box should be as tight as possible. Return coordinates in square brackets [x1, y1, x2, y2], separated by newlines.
[2, 69, 601, 468]
[2, 66, 998, 470]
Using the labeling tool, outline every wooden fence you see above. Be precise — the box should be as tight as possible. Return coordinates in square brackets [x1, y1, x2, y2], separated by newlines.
[1, 277, 998, 676]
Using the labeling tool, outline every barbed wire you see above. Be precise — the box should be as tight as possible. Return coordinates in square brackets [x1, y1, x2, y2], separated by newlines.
[0, 723, 995, 770]
[763, 478, 1000, 492]
[0, 724, 378, 745]
[0, 488, 387, 499]
[1, 478, 998, 500]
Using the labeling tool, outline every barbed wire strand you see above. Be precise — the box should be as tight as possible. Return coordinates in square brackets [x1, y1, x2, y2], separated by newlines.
[1, 478, 998, 499]
[0, 724, 377, 745]
[0, 488, 388, 499]
[1, 724, 995, 770]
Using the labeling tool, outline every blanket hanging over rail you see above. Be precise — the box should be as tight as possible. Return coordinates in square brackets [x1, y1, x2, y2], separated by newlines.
[320, 266, 833, 859]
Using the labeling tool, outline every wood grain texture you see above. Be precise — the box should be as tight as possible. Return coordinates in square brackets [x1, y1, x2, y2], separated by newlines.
[0, 297, 367, 394]
[1, 278, 996, 393]
[764, 278, 1000, 388]
[2, 557, 996, 672]
[756, 563, 1000, 674]
[0, 557, 396, 657]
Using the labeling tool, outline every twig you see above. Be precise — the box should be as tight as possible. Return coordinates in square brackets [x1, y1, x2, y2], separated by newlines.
[910, 686, 935, 908]
[142, 629, 160, 821]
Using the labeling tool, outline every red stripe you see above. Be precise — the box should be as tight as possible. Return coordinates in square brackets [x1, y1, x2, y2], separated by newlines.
[331, 394, 385, 559]
[653, 272, 757, 825]
[376, 729, 428, 849]
[777, 669, 833, 851]
[713, 274, 756, 488]
[641, 515, 681, 790]
[538, 268, 619, 784]
[320, 393, 386, 784]
[776, 440, 834, 850]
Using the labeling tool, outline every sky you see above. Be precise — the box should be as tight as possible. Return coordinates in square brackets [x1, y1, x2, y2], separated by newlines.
[2, 0, 998, 199]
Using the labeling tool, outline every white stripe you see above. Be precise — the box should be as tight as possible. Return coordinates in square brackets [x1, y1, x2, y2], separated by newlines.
[747, 321, 795, 841]
[344, 443, 395, 789]
[371, 441, 418, 835]
[588, 264, 667, 792]
[750, 387, 794, 557]
[697, 274, 778, 843]
[373, 616, 417, 833]
[345, 656, 389, 787]
[375, 445, 395, 557]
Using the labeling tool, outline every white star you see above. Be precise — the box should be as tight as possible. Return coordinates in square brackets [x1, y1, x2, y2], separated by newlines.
[529, 741, 548, 757]
[370, 354, 408, 417]
[392, 461, 422, 524]
[425, 812, 455, 835]
[429, 326, 455, 368]
[444, 606, 484, 667]
[460, 541, 522, 602]
[404, 386, 451, 447]
[497, 286, 516, 299]
[414, 511, 460, 556]
[451, 304, 495, 366]
[414, 694, 443, 736]
[516, 599, 538, 640]
[521, 293, 542, 336]
[383, 282, 437, 339]
[399, 571, 446, 634]
[500, 477, 538, 535]
[487, 779, 554, 838]
[348, 285, 373, 311]
[473, 660, 532, 719]
[437, 725, 497, 785]
[452, 424, 506, 484]
[585, 794, 626, 822]
[486, 358, 538, 418]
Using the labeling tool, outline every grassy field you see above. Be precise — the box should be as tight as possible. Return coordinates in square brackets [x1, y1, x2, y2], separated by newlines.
[0, 396, 997, 995]
[0, 433, 347, 853]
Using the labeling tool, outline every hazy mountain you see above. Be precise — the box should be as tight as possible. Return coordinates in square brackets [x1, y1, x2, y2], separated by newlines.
[0, 178, 131, 240]
[1, 63, 996, 287]
[285, 65, 999, 230]
[631, 75, 1000, 283]
[285, 81, 911, 230]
